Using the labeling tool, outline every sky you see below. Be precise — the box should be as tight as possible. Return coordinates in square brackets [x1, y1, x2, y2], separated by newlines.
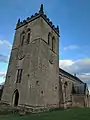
[0, 0, 90, 90]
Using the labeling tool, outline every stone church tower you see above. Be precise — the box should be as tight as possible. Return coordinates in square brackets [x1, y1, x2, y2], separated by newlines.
[1, 4, 60, 110]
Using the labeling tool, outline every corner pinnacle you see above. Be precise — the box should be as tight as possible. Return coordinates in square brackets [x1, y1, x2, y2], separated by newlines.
[57, 25, 59, 33]
[17, 18, 20, 24]
[39, 4, 44, 14]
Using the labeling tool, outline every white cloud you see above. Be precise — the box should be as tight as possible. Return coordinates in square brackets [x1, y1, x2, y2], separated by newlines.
[0, 39, 12, 63]
[64, 45, 79, 50]
[0, 39, 12, 54]
[60, 60, 74, 67]
[0, 40, 12, 49]
[0, 39, 11, 84]
[0, 54, 8, 63]
[59, 58, 90, 74]
[0, 72, 6, 78]
[59, 58, 90, 92]
[0, 72, 6, 84]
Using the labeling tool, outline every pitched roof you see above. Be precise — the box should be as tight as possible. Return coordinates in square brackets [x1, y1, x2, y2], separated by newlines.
[59, 68, 84, 84]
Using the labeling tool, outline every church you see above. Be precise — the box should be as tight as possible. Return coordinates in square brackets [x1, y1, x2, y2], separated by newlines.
[1, 4, 89, 112]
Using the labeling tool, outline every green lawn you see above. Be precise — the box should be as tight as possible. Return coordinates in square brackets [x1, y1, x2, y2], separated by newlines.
[0, 108, 90, 120]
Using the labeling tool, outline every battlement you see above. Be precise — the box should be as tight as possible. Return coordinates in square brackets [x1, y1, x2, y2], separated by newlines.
[16, 4, 59, 36]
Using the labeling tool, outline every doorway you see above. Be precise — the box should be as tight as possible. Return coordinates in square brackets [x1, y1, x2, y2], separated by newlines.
[13, 90, 19, 107]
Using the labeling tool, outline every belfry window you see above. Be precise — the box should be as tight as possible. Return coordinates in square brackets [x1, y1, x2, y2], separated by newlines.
[48, 33, 56, 52]
[27, 33, 30, 44]
[48, 32, 50, 45]
[52, 36, 55, 52]
[26, 28, 31, 44]
[16, 69, 23, 83]
[20, 31, 25, 46]
[48, 32, 52, 48]
[21, 35, 25, 46]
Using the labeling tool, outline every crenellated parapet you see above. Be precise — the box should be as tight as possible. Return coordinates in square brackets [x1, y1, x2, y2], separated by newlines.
[16, 4, 59, 36]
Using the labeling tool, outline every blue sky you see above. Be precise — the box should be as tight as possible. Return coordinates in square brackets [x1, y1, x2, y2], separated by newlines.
[0, 0, 90, 89]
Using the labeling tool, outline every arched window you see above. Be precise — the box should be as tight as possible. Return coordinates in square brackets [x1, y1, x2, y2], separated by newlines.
[48, 32, 52, 48]
[64, 82, 67, 98]
[48, 32, 50, 45]
[52, 36, 55, 52]
[27, 28, 30, 32]
[21, 35, 25, 46]
[26, 28, 31, 44]
[27, 33, 30, 44]
[20, 31, 25, 46]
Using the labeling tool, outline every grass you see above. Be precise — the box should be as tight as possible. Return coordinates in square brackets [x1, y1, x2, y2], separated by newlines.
[0, 108, 90, 120]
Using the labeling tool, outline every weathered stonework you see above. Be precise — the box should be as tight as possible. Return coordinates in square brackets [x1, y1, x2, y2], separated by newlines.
[59, 68, 89, 108]
[1, 5, 59, 111]
[1, 4, 89, 112]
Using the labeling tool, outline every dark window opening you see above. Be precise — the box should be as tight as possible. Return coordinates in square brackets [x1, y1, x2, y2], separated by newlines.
[36, 81, 39, 85]
[55, 86, 57, 90]
[27, 33, 30, 44]
[64, 86, 67, 97]
[16, 69, 23, 83]
[48, 32, 52, 48]
[27, 74, 30, 77]
[48, 33, 50, 45]
[65, 82, 67, 86]
[41, 91, 43, 94]
[27, 28, 30, 32]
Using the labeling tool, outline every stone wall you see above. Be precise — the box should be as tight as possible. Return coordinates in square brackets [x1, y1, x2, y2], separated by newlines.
[72, 94, 85, 107]
[59, 71, 89, 108]
[1, 14, 59, 109]
[59, 75, 81, 108]
[88, 95, 90, 107]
